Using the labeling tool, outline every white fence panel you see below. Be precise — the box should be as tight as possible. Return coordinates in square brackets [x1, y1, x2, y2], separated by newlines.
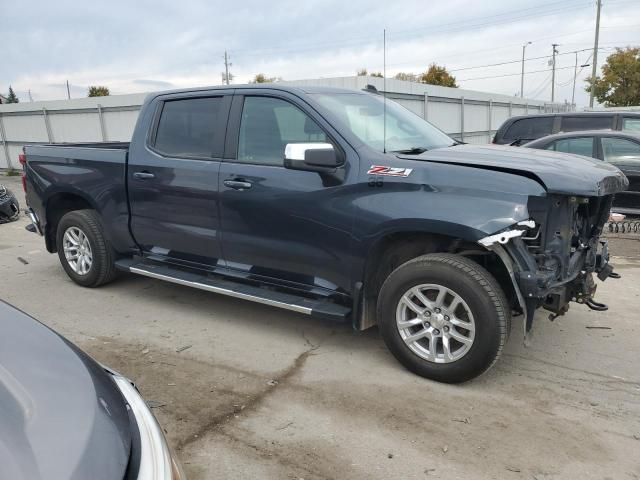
[49, 112, 102, 142]
[4, 114, 49, 143]
[103, 110, 140, 141]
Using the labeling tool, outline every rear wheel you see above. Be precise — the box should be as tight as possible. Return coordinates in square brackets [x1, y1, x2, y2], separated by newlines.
[56, 209, 118, 287]
[377, 253, 510, 383]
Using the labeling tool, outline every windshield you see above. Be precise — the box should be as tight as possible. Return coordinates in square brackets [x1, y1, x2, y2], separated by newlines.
[312, 93, 455, 153]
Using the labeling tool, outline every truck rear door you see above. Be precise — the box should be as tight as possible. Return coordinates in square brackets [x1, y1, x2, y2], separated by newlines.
[127, 91, 232, 267]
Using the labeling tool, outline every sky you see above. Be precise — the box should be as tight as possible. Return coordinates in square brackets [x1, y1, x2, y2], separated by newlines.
[1, 0, 638, 106]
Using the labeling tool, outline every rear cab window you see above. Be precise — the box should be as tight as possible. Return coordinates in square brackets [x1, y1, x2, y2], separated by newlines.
[545, 137, 595, 158]
[503, 117, 554, 144]
[559, 115, 613, 132]
[601, 137, 640, 165]
[152, 96, 226, 159]
[622, 117, 640, 132]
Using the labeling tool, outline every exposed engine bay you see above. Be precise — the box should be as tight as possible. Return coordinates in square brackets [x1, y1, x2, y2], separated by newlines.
[480, 193, 619, 333]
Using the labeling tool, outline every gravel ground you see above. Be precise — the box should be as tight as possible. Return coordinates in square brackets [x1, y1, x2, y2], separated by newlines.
[2, 174, 639, 480]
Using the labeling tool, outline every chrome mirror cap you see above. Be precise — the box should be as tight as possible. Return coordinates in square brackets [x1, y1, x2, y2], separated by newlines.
[284, 143, 334, 161]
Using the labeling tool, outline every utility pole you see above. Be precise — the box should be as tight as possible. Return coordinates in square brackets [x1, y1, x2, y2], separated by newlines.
[28, 90, 33, 102]
[572, 51, 578, 108]
[223, 51, 231, 85]
[589, 0, 602, 108]
[551, 44, 559, 103]
[66, 80, 71, 100]
[521, 41, 531, 98]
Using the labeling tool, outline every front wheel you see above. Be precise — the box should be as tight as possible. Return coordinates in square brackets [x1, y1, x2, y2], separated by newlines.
[56, 209, 118, 287]
[377, 253, 510, 383]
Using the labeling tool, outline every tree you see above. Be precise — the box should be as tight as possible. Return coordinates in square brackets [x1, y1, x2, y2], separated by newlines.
[6, 86, 19, 103]
[585, 47, 640, 106]
[420, 64, 458, 88]
[357, 69, 383, 78]
[250, 73, 277, 84]
[88, 86, 110, 97]
[394, 72, 418, 82]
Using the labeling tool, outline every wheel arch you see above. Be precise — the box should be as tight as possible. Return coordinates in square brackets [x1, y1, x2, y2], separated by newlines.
[356, 225, 517, 330]
[44, 190, 97, 252]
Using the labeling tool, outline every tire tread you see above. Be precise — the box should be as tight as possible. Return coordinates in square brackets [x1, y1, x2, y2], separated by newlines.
[57, 209, 118, 287]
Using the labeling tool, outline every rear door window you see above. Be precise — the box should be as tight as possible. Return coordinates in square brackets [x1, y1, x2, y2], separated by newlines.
[503, 117, 554, 143]
[601, 137, 640, 165]
[622, 117, 640, 132]
[560, 116, 613, 132]
[153, 96, 225, 158]
[545, 137, 595, 158]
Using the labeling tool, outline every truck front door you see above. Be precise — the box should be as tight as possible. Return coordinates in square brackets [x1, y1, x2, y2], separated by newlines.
[218, 91, 357, 295]
[128, 91, 232, 267]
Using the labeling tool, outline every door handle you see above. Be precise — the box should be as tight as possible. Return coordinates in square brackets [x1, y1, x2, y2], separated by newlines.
[224, 179, 252, 190]
[133, 171, 155, 180]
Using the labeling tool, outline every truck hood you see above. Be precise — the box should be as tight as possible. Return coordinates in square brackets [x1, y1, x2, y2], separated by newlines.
[0, 302, 131, 480]
[400, 144, 629, 197]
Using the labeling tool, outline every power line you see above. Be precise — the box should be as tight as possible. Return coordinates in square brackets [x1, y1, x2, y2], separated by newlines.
[526, 73, 552, 99]
[448, 48, 605, 73]
[458, 65, 576, 82]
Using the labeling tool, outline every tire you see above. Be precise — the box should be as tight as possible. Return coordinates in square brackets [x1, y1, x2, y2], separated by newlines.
[377, 253, 510, 383]
[56, 209, 118, 287]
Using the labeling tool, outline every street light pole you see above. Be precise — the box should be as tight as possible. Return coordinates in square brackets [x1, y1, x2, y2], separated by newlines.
[520, 41, 531, 98]
[589, 0, 602, 107]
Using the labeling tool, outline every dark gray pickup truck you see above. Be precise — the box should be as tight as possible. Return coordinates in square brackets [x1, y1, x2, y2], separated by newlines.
[21, 85, 628, 383]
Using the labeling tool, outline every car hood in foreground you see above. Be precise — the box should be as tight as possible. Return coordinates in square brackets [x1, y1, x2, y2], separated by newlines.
[0, 301, 131, 480]
[400, 144, 629, 197]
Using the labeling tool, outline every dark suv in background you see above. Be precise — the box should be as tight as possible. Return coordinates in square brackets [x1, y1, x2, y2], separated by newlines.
[493, 111, 640, 146]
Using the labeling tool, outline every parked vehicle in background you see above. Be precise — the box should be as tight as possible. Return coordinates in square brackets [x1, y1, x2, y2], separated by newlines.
[524, 131, 640, 216]
[0, 301, 184, 480]
[493, 112, 640, 146]
[0, 184, 20, 223]
[20, 85, 627, 383]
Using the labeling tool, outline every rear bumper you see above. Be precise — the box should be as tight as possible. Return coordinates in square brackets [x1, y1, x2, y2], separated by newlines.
[25, 207, 44, 235]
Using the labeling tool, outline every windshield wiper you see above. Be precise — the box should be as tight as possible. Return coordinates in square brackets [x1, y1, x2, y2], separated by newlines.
[391, 147, 428, 154]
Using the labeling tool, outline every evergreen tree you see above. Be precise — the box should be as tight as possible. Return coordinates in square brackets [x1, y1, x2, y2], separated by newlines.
[6, 86, 19, 103]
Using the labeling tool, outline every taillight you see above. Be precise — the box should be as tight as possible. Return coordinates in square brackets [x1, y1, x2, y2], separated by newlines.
[19, 153, 27, 192]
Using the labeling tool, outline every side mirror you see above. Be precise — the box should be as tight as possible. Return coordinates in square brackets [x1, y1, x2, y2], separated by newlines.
[284, 143, 341, 172]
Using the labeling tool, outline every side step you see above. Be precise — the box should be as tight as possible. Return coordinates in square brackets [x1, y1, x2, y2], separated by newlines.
[115, 259, 351, 322]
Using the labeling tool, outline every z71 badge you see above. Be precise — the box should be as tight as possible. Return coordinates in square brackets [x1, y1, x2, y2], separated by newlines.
[367, 165, 413, 177]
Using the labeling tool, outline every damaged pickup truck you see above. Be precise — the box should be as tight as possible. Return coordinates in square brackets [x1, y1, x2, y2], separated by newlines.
[21, 85, 628, 383]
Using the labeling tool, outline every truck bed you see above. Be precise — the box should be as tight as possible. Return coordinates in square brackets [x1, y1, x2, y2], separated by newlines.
[31, 141, 130, 149]
[24, 141, 132, 253]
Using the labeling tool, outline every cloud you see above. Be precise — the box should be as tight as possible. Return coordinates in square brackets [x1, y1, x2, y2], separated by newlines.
[2, 0, 638, 106]
[133, 79, 175, 88]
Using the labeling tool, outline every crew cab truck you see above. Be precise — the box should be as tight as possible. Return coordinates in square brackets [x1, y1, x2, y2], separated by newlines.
[22, 85, 628, 383]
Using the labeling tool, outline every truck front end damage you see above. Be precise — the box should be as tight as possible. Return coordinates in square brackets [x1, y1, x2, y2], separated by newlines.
[480, 193, 620, 334]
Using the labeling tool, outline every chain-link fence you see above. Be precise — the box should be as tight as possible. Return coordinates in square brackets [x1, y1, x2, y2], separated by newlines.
[605, 220, 640, 234]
